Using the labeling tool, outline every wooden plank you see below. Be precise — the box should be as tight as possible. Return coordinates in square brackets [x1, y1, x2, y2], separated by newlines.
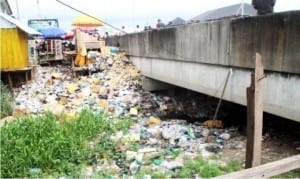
[1, 67, 32, 72]
[215, 154, 300, 179]
[254, 53, 264, 166]
[245, 53, 264, 168]
[7, 73, 13, 90]
[30, 65, 37, 81]
[63, 50, 76, 55]
[246, 78, 255, 168]
[25, 70, 29, 84]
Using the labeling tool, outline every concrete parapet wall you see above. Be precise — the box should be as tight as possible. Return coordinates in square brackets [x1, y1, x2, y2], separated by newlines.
[114, 11, 300, 74]
[230, 11, 300, 74]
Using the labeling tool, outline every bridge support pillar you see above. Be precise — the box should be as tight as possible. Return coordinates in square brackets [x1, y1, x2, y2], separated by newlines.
[141, 77, 174, 92]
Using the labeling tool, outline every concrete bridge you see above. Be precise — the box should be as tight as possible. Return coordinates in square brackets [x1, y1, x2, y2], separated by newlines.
[108, 11, 300, 122]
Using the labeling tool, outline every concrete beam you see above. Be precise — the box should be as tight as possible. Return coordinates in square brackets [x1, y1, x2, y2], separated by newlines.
[131, 56, 300, 122]
[141, 77, 175, 92]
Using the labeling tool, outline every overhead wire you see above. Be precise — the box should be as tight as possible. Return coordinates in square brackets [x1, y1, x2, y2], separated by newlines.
[56, 0, 127, 34]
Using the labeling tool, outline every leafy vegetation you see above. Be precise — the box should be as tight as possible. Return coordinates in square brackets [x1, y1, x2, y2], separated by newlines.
[0, 109, 132, 178]
[0, 81, 14, 118]
[175, 156, 243, 178]
[272, 168, 300, 178]
[134, 167, 169, 179]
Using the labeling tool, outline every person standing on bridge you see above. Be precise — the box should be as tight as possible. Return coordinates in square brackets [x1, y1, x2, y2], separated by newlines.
[156, 19, 165, 29]
[252, 0, 276, 15]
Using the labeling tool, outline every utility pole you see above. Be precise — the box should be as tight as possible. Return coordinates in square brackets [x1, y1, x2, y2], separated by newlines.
[37, 0, 41, 18]
[15, 0, 20, 19]
[241, 0, 245, 16]
[237, 0, 245, 16]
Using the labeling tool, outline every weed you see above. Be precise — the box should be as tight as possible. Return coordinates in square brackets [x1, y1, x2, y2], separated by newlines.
[0, 81, 14, 118]
[171, 148, 181, 159]
[135, 167, 168, 179]
[0, 109, 132, 178]
[175, 156, 243, 178]
[151, 171, 169, 179]
[220, 159, 243, 173]
[200, 163, 222, 178]
[272, 168, 300, 178]
[134, 167, 151, 179]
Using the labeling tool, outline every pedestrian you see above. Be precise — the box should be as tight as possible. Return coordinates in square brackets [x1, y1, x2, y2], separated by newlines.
[135, 25, 140, 32]
[35, 40, 40, 55]
[156, 19, 165, 29]
[104, 32, 109, 38]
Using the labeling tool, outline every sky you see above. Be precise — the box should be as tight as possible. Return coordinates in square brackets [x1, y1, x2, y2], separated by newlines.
[7, 0, 300, 34]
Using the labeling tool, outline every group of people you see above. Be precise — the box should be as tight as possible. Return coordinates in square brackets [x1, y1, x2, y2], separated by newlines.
[123, 0, 276, 34]
[139, 19, 166, 32]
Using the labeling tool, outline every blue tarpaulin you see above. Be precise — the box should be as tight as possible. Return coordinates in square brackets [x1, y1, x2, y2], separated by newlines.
[40, 27, 66, 38]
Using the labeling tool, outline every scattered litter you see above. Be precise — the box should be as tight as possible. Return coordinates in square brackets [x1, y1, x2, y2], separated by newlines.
[153, 159, 163, 165]
[219, 133, 230, 140]
[147, 116, 161, 126]
[202, 120, 223, 128]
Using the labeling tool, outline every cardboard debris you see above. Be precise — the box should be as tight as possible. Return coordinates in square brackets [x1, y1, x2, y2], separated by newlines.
[66, 83, 79, 94]
[147, 116, 161, 126]
[201, 120, 223, 128]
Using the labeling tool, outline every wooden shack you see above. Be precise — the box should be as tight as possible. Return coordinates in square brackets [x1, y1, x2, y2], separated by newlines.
[0, 12, 40, 89]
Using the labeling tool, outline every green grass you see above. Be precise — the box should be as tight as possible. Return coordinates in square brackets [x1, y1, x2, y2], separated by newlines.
[134, 167, 169, 179]
[0, 81, 14, 118]
[175, 156, 243, 178]
[272, 168, 300, 178]
[0, 109, 133, 178]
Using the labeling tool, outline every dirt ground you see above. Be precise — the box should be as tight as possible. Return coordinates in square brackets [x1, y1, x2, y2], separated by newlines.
[219, 116, 300, 177]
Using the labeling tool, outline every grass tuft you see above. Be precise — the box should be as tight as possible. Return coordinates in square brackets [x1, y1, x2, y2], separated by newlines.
[175, 156, 242, 178]
[0, 109, 132, 178]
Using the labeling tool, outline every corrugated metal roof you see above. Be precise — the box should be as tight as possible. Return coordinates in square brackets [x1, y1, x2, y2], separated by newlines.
[192, 3, 257, 21]
[0, 12, 40, 35]
[171, 17, 185, 26]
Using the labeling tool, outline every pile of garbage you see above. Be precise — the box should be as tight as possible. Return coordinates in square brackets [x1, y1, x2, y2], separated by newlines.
[97, 118, 245, 177]
[12, 53, 247, 177]
[4, 51, 299, 178]
[13, 54, 137, 116]
[13, 53, 219, 120]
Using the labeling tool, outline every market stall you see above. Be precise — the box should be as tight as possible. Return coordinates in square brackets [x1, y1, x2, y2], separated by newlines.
[38, 27, 66, 65]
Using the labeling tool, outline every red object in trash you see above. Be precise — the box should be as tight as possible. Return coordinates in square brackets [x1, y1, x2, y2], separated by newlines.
[64, 31, 75, 39]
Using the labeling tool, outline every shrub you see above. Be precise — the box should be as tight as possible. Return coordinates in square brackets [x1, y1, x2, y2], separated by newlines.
[0, 81, 14, 118]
